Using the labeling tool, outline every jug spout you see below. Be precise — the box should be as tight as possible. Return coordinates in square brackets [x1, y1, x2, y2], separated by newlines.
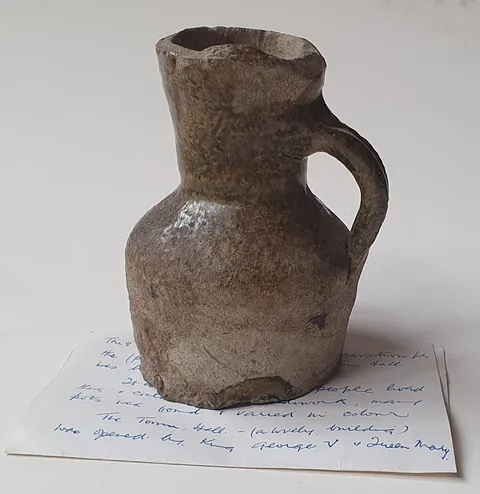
[156, 27, 327, 200]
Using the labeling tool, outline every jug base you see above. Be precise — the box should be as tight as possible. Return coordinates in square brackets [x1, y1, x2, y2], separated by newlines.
[140, 354, 341, 410]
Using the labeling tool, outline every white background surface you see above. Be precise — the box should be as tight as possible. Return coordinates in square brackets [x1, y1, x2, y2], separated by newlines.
[1, 0, 479, 492]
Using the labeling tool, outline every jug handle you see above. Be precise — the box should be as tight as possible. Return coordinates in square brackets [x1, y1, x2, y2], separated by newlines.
[304, 94, 389, 275]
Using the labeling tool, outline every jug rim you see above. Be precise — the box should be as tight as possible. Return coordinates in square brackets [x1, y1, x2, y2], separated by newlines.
[156, 26, 325, 66]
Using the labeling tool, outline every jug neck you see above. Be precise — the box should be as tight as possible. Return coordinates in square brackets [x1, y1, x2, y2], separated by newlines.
[171, 105, 310, 202]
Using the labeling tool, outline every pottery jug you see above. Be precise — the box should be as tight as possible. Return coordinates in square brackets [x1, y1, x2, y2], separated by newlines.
[125, 27, 388, 409]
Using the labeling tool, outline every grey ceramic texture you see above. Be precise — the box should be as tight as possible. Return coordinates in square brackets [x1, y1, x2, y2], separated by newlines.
[125, 26, 389, 409]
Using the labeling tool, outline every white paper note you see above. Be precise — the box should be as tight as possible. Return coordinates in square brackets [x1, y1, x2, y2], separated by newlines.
[6, 331, 455, 473]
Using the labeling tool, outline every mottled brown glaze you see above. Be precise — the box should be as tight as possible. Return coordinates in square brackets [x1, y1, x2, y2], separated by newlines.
[125, 27, 389, 409]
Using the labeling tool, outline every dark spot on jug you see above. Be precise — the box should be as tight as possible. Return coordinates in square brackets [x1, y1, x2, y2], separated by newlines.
[148, 284, 158, 299]
[310, 314, 326, 330]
